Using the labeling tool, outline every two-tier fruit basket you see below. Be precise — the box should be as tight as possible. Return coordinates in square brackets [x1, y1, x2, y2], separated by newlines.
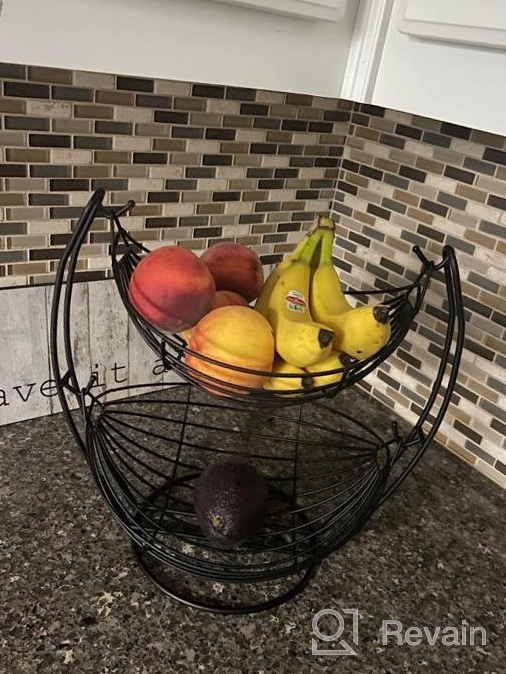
[50, 189, 465, 613]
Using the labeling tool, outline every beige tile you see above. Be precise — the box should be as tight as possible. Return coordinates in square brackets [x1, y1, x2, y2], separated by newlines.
[236, 129, 267, 142]
[68, 192, 94, 206]
[6, 207, 46, 220]
[160, 203, 194, 216]
[9, 234, 47, 247]
[6, 178, 47, 191]
[190, 112, 222, 126]
[113, 136, 151, 151]
[224, 201, 254, 215]
[128, 178, 164, 190]
[185, 139, 220, 154]
[196, 179, 227, 190]
[28, 219, 70, 234]
[51, 149, 93, 164]
[207, 99, 239, 114]
[256, 90, 284, 104]
[114, 106, 153, 123]
[0, 275, 28, 288]
[148, 166, 185, 178]
[476, 174, 506, 196]
[73, 70, 115, 88]
[466, 200, 501, 223]
[261, 155, 290, 168]
[26, 99, 71, 118]
[52, 118, 92, 133]
[474, 460, 506, 489]
[154, 79, 191, 96]
[0, 130, 27, 146]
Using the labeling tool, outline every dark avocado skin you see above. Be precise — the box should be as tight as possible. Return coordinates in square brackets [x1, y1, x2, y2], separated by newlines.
[194, 459, 268, 549]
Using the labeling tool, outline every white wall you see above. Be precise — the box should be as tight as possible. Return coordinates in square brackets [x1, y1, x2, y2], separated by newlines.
[0, 0, 358, 96]
[372, 0, 506, 135]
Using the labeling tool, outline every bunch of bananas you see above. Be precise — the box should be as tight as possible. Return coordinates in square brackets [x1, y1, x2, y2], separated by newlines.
[256, 215, 391, 393]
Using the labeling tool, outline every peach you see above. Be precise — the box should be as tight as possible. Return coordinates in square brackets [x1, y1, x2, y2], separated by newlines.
[200, 242, 264, 302]
[128, 246, 215, 332]
[212, 290, 250, 309]
[186, 306, 274, 394]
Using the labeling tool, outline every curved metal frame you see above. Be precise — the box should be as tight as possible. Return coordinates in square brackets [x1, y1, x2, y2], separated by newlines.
[49, 190, 465, 614]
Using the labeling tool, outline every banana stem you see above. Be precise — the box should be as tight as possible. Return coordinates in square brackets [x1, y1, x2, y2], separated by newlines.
[318, 227, 334, 266]
[299, 227, 324, 264]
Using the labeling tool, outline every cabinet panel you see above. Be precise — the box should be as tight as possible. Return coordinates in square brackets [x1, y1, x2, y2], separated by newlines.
[400, 0, 506, 49]
[372, 0, 506, 135]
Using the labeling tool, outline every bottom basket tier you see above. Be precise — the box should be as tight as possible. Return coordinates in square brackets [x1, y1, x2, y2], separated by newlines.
[85, 383, 407, 595]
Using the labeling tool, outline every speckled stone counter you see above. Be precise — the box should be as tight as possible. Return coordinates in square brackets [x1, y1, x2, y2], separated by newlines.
[1, 388, 505, 674]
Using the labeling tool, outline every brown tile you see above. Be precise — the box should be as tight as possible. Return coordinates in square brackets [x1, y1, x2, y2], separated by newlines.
[96, 89, 135, 106]
[135, 122, 170, 137]
[0, 130, 27, 145]
[0, 98, 26, 114]
[174, 97, 206, 111]
[406, 207, 434, 225]
[456, 183, 487, 203]
[464, 228, 496, 250]
[0, 193, 25, 206]
[152, 138, 186, 152]
[393, 189, 419, 207]
[74, 165, 111, 178]
[374, 157, 399, 173]
[6, 206, 46, 220]
[355, 126, 380, 142]
[95, 150, 131, 163]
[197, 203, 225, 215]
[6, 177, 46, 191]
[6, 148, 50, 162]
[52, 118, 93, 133]
[75, 104, 114, 119]
[415, 157, 445, 174]
[28, 65, 71, 84]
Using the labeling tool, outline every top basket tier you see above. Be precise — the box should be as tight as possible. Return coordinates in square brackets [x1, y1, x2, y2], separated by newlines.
[83, 195, 454, 406]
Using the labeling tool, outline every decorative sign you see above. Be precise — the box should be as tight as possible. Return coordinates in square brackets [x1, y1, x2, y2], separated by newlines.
[0, 281, 180, 427]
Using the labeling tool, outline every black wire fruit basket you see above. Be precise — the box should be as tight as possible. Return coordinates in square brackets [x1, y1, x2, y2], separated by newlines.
[50, 190, 465, 613]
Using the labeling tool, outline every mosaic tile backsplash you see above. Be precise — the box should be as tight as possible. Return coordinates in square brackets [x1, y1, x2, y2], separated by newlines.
[332, 103, 506, 488]
[0, 61, 505, 487]
[0, 62, 346, 286]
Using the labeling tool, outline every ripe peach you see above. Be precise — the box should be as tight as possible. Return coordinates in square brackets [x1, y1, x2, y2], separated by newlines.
[186, 306, 274, 394]
[128, 246, 215, 332]
[213, 290, 250, 309]
[200, 242, 264, 302]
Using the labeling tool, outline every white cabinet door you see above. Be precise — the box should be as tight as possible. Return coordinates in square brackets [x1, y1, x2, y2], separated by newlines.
[371, 0, 506, 135]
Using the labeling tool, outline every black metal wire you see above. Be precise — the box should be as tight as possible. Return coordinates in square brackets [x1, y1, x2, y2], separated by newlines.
[49, 191, 465, 614]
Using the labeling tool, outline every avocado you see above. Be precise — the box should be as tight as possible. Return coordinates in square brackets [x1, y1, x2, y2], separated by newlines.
[193, 459, 268, 549]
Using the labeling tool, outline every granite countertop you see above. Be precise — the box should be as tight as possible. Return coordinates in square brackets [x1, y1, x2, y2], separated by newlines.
[1, 387, 505, 674]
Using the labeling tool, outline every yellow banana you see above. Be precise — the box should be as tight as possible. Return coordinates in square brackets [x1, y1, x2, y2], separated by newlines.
[255, 214, 334, 318]
[304, 352, 350, 387]
[332, 305, 391, 359]
[310, 227, 351, 321]
[263, 359, 313, 393]
[264, 228, 334, 368]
